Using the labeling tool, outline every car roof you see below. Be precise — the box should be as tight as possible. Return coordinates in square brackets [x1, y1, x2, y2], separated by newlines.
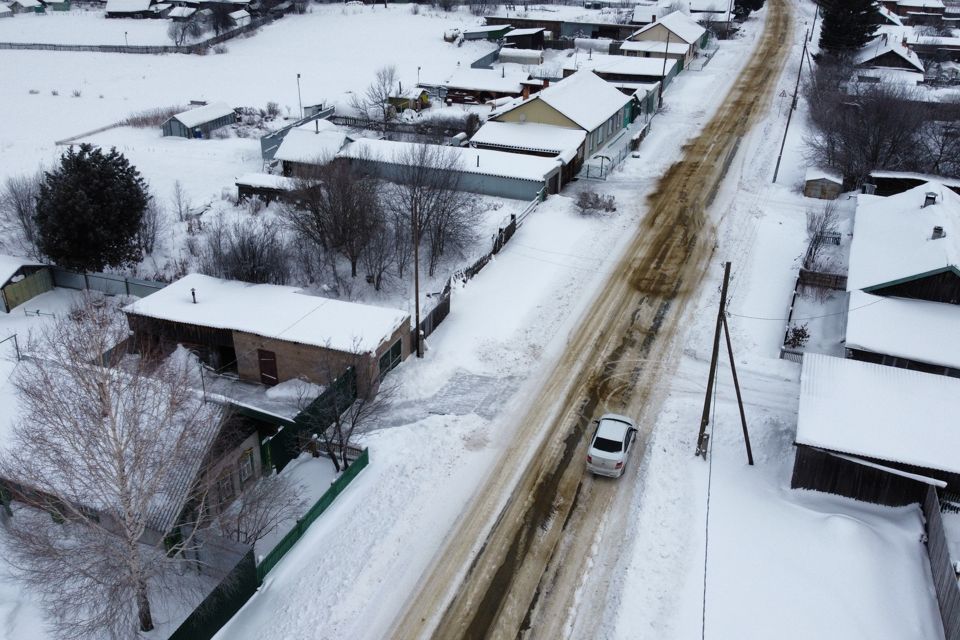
[596, 415, 633, 441]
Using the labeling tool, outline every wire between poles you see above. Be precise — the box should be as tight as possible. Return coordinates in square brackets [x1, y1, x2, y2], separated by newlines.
[701, 359, 719, 640]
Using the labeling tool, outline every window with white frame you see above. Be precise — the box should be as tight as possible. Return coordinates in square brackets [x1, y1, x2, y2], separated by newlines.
[238, 449, 254, 485]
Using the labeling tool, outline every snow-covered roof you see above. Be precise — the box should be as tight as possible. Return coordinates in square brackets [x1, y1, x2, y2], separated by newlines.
[168, 6, 194, 17]
[229, 9, 248, 18]
[618, 39, 690, 55]
[847, 181, 960, 291]
[444, 68, 529, 94]
[105, 0, 152, 12]
[503, 71, 632, 132]
[850, 67, 924, 85]
[504, 27, 545, 37]
[630, 10, 706, 45]
[804, 167, 842, 184]
[471, 121, 585, 159]
[563, 52, 678, 78]
[337, 138, 561, 183]
[274, 126, 347, 164]
[124, 273, 409, 355]
[672, 0, 728, 13]
[870, 170, 960, 190]
[498, 48, 543, 63]
[11, 0, 41, 7]
[878, 5, 904, 25]
[0, 3, 13, 13]
[0, 255, 42, 288]
[235, 173, 295, 190]
[897, 0, 944, 7]
[170, 102, 235, 128]
[797, 353, 960, 474]
[632, 4, 657, 23]
[846, 289, 960, 370]
[855, 34, 924, 73]
[462, 24, 511, 34]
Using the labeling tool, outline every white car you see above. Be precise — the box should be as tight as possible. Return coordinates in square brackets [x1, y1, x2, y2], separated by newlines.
[586, 413, 638, 478]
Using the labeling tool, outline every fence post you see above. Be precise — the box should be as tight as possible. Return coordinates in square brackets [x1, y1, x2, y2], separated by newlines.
[124, 278, 130, 296]
[83, 273, 89, 290]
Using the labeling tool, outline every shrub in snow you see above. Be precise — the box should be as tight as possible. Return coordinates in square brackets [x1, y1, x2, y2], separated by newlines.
[266, 101, 281, 118]
[200, 216, 291, 284]
[213, 44, 229, 54]
[785, 323, 810, 349]
[576, 190, 616, 215]
[28, 89, 39, 95]
[50, 90, 58, 96]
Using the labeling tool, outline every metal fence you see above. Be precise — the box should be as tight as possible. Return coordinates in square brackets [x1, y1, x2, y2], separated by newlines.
[923, 487, 960, 640]
[266, 367, 358, 473]
[0, 17, 272, 54]
[168, 542, 258, 640]
[50, 266, 166, 298]
[255, 447, 370, 581]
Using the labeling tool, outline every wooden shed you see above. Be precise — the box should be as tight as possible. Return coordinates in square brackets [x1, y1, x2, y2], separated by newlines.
[502, 27, 545, 50]
[791, 353, 960, 506]
[162, 102, 236, 139]
[0, 256, 51, 313]
[803, 168, 843, 199]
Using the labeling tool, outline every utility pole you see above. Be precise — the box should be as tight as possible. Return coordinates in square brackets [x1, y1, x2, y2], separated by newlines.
[695, 262, 753, 465]
[772, 28, 808, 184]
[809, 4, 818, 42]
[296, 73, 303, 120]
[413, 208, 423, 358]
[659, 28, 671, 101]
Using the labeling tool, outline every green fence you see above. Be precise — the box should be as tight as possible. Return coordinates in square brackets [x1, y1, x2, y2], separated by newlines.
[168, 548, 258, 640]
[268, 367, 357, 473]
[256, 447, 369, 582]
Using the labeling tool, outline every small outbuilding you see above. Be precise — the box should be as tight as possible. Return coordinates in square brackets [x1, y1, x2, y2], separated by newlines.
[498, 48, 544, 65]
[229, 8, 249, 26]
[388, 85, 430, 113]
[461, 23, 512, 40]
[124, 273, 411, 394]
[162, 102, 236, 139]
[0, 3, 12, 17]
[273, 123, 349, 176]
[235, 173, 295, 205]
[502, 27, 545, 50]
[8, 0, 42, 13]
[0, 255, 51, 313]
[168, 5, 195, 19]
[104, 0, 153, 18]
[470, 120, 585, 185]
[803, 168, 843, 199]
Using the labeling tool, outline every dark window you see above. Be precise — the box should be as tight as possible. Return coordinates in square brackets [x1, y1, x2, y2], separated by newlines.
[592, 436, 623, 453]
[378, 339, 403, 380]
[217, 473, 235, 506]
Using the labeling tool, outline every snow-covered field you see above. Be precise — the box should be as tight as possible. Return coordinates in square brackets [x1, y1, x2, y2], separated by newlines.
[0, 10, 195, 46]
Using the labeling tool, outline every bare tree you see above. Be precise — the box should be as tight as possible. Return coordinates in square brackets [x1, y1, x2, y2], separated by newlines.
[361, 218, 397, 291]
[167, 14, 206, 47]
[350, 65, 399, 137]
[298, 356, 395, 472]
[170, 180, 197, 222]
[200, 216, 291, 284]
[212, 471, 306, 546]
[283, 160, 383, 279]
[803, 201, 838, 271]
[0, 170, 43, 258]
[804, 61, 926, 184]
[137, 199, 167, 255]
[0, 295, 223, 639]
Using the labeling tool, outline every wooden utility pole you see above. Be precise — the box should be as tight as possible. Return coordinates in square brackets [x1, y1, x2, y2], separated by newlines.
[695, 262, 729, 458]
[696, 261, 753, 465]
[413, 209, 423, 358]
[659, 28, 672, 100]
[772, 28, 808, 184]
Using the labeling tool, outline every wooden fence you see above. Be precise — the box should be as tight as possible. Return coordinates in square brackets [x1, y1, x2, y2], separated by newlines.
[0, 17, 272, 54]
[923, 487, 960, 640]
[798, 268, 847, 291]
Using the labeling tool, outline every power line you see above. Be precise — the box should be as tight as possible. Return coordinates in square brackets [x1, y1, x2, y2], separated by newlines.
[701, 352, 719, 640]
[727, 295, 886, 322]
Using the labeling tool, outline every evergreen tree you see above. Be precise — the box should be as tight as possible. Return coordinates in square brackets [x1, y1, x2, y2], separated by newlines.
[818, 0, 880, 54]
[35, 144, 148, 272]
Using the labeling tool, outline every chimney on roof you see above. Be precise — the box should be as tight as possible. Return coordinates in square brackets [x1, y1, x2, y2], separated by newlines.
[191, 288, 197, 304]
[932, 225, 946, 240]
[522, 84, 530, 100]
[924, 191, 938, 207]
[543, 78, 550, 89]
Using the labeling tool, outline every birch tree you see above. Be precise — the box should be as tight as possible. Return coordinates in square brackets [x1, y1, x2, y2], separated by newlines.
[0, 295, 223, 639]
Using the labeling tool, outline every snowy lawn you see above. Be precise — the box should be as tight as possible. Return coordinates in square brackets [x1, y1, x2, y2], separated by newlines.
[0, 10, 194, 46]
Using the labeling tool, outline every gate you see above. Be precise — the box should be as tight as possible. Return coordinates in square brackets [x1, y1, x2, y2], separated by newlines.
[1, 268, 53, 312]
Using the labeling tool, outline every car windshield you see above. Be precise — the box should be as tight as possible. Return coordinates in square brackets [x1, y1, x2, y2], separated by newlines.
[592, 436, 622, 453]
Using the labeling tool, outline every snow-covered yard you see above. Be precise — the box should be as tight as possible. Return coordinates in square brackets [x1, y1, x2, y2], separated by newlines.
[0, 10, 192, 46]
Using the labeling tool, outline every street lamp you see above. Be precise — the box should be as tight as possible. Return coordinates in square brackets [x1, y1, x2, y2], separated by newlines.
[296, 73, 303, 119]
[417, 66, 421, 86]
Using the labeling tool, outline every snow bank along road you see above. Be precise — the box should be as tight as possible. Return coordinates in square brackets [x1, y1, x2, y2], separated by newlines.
[390, 2, 794, 639]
